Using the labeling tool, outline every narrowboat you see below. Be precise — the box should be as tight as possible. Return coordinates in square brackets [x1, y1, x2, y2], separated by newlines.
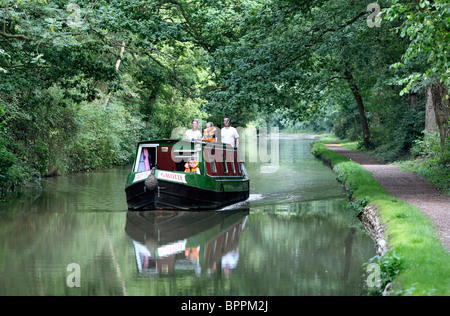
[125, 139, 250, 210]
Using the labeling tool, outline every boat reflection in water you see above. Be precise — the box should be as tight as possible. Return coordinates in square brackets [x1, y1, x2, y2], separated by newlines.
[125, 209, 249, 276]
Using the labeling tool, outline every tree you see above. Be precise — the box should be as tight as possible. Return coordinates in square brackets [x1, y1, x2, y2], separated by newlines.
[202, 0, 406, 148]
[0, 0, 208, 193]
[385, 0, 450, 150]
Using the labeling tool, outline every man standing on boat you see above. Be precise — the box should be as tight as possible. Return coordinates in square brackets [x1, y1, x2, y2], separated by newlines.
[221, 117, 239, 148]
[185, 119, 202, 141]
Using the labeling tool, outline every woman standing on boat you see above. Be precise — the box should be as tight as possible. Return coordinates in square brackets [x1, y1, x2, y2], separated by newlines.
[184, 119, 202, 141]
[203, 122, 217, 142]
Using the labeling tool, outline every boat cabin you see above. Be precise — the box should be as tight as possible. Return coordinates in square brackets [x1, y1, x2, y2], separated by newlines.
[133, 139, 244, 178]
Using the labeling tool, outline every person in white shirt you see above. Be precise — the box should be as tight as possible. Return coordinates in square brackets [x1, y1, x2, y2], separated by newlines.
[184, 119, 202, 140]
[221, 117, 239, 148]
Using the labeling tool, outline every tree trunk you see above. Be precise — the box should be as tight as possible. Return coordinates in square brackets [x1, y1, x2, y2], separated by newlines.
[345, 70, 372, 149]
[408, 91, 420, 111]
[105, 41, 126, 106]
[354, 115, 360, 134]
[425, 85, 438, 132]
[429, 82, 450, 150]
[115, 41, 126, 71]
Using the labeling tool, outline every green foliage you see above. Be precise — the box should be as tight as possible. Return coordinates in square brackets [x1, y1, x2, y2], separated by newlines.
[399, 131, 450, 194]
[347, 196, 370, 217]
[0, 135, 16, 192]
[371, 106, 425, 162]
[385, 0, 450, 91]
[0, 0, 212, 195]
[364, 251, 406, 296]
[411, 130, 447, 158]
[68, 98, 143, 171]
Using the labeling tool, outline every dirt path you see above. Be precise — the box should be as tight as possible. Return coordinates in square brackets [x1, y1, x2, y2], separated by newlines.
[325, 144, 450, 251]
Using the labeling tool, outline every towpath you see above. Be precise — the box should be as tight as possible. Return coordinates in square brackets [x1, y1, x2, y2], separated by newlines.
[325, 144, 450, 251]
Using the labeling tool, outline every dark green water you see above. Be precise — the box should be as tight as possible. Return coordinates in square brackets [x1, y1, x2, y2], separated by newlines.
[0, 138, 375, 296]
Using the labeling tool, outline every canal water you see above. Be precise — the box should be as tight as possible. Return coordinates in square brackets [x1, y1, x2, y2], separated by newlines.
[0, 137, 375, 296]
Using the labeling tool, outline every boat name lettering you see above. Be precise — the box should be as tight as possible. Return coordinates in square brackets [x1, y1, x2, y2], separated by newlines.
[158, 240, 187, 257]
[158, 171, 187, 183]
[133, 171, 151, 183]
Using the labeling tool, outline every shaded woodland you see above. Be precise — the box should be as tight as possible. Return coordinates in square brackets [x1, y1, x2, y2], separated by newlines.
[1, 0, 449, 195]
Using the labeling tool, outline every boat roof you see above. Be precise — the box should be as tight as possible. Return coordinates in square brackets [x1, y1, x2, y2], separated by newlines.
[137, 139, 181, 145]
[137, 139, 237, 149]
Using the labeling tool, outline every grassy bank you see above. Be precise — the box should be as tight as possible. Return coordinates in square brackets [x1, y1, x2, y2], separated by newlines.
[311, 141, 450, 296]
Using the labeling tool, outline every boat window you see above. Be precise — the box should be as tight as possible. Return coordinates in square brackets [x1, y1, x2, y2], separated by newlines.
[235, 152, 241, 174]
[222, 151, 228, 173]
[228, 150, 236, 174]
[136, 147, 155, 172]
[173, 150, 200, 162]
[236, 160, 241, 174]
[175, 161, 186, 172]
[173, 149, 202, 172]
[207, 149, 217, 174]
